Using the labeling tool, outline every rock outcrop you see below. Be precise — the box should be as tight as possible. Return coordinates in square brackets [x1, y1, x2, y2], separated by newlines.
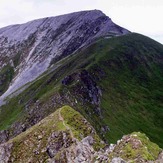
[0, 106, 162, 162]
[0, 106, 103, 162]
[62, 70, 102, 115]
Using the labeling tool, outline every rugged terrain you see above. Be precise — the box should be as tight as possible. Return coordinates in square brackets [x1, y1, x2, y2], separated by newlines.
[0, 9, 129, 103]
[0, 106, 162, 162]
[0, 10, 163, 162]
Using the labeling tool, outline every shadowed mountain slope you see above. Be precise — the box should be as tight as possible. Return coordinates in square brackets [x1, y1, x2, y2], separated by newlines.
[0, 106, 161, 162]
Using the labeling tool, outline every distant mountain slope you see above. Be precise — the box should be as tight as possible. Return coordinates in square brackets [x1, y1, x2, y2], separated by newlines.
[0, 32, 162, 150]
[0, 10, 129, 103]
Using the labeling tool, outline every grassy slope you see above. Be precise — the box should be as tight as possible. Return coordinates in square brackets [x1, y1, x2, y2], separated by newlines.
[1, 106, 161, 162]
[8, 106, 66, 162]
[0, 64, 14, 96]
[5, 106, 102, 162]
[0, 33, 162, 147]
[90, 34, 163, 146]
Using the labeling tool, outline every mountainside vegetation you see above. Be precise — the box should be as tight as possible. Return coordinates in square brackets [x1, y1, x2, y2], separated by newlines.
[0, 106, 161, 162]
[0, 32, 162, 154]
[0, 64, 14, 96]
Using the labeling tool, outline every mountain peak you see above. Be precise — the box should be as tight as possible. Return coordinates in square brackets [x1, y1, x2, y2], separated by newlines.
[0, 10, 130, 104]
[54, 9, 106, 18]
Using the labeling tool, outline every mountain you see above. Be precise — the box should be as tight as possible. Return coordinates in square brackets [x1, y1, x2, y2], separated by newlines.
[0, 10, 163, 162]
[0, 10, 129, 104]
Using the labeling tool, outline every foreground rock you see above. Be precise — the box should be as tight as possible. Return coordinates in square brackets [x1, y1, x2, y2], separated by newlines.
[0, 106, 162, 162]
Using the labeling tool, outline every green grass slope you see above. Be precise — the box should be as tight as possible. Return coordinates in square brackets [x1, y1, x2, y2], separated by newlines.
[0, 106, 161, 162]
[0, 33, 162, 148]
[0, 64, 14, 96]
[87, 33, 163, 146]
[0, 106, 103, 162]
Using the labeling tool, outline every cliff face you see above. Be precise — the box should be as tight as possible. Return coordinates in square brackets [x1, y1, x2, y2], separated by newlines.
[0, 10, 129, 103]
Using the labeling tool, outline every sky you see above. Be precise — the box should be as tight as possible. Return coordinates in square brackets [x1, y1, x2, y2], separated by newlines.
[0, 0, 163, 44]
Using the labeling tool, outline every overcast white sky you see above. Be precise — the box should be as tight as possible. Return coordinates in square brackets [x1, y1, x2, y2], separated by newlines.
[0, 0, 163, 43]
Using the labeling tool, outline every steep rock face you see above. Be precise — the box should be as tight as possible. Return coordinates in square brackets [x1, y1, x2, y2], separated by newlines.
[0, 10, 130, 104]
[62, 70, 102, 115]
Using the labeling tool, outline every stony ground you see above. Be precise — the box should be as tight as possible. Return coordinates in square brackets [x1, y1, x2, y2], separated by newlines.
[0, 106, 162, 162]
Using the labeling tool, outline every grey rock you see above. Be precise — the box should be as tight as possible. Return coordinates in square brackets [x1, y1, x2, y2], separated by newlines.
[0, 10, 130, 105]
[47, 131, 73, 158]
[152, 151, 163, 163]
[0, 130, 9, 144]
[111, 157, 126, 163]
[82, 136, 94, 146]
[0, 143, 12, 163]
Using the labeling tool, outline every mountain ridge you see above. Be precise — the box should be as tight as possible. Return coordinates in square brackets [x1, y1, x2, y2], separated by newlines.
[0, 10, 162, 162]
[0, 10, 130, 105]
[0, 32, 162, 147]
[0, 106, 161, 162]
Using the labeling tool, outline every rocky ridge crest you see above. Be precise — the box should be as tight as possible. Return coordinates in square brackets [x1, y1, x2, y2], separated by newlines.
[0, 106, 162, 162]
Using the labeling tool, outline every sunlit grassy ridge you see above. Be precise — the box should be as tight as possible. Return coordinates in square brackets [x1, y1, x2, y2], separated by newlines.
[0, 33, 162, 148]
[5, 106, 103, 162]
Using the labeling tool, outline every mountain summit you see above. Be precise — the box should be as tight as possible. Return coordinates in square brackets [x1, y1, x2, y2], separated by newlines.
[0, 10, 129, 103]
[0, 10, 162, 162]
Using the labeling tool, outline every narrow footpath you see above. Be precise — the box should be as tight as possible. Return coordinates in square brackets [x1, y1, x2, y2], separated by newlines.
[59, 107, 74, 139]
